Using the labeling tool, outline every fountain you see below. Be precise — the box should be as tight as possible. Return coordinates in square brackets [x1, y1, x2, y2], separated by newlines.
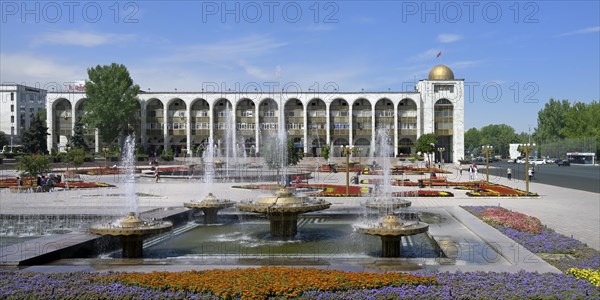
[236, 188, 331, 238]
[356, 128, 429, 257]
[183, 193, 234, 224]
[89, 135, 173, 258]
[356, 212, 429, 257]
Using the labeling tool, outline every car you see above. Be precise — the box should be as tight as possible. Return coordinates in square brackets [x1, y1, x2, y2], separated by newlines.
[532, 159, 546, 165]
[555, 159, 571, 166]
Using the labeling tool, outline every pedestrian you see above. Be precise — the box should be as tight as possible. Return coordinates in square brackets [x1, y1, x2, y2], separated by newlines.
[528, 168, 533, 181]
[468, 165, 473, 181]
[16, 177, 23, 187]
[154, 168, 160, 183]
[507, 167, 512, 180]
[36, 176, 42, 186]
[474, 165, 479, 180]
[459, 164, 463, 176]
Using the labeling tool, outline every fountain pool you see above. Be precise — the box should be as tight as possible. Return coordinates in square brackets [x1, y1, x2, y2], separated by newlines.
[143, 214, 441, 261]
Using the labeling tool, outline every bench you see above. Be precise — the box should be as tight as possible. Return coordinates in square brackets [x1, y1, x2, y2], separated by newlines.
[429, 176, 448, 187]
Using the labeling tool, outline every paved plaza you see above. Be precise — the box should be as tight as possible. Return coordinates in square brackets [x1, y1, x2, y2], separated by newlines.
[0, 161, 598, 274]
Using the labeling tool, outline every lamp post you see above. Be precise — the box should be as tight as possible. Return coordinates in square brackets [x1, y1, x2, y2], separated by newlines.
[520, 143, 536, 195]
[103, 146, 109, 169]
[481, 145, 493, 182]
[436, 147, 446, 165]
[341, 145, 359, 196]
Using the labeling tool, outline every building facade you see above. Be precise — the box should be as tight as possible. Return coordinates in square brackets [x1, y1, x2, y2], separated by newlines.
[0, 84, 47, 150]
[41, 65, 464, 162]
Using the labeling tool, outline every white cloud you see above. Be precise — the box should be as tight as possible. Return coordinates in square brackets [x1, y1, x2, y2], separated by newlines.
[409, 49, 441, 61]
[0, 53, 84, 84]
[162, 35, 287, 63]
[436, 34, 463, 43]
[238, 61, 280, 81]
[33, 30, 134, 47]
[557, 26, 600, 37]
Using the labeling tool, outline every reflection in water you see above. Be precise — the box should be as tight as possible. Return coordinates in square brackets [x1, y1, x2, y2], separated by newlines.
[145, 215, 440, 260]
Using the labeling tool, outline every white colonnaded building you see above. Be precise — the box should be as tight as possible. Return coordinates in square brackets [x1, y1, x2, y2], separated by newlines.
[2, 64, 464, 161]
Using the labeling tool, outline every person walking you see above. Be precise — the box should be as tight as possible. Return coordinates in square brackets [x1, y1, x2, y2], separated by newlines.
[468, 165, 473, 181]
[154, 168, 160, 183]
[528, 167, 533, 181]
[459, 164, 463, 176]
[473, 165, 479, 181]
[507, 167, 512, 180]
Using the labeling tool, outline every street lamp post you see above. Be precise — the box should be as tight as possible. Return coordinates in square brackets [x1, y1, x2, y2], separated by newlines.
[481, 145, 493, 182]
[520, 143, 536, 195]
[103, 146, 109, 169]
[341, 145, 359, 196]
[436, 147, 446, 165]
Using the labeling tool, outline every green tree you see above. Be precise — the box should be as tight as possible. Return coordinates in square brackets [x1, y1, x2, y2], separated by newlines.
[22, 114, 49, 154]
[533, 99, 570, 142]
[16, 155, 51, 177]
[83, 63, 140, 145]
[464, 128, 481, 156]
[64, 148, 85, 170]
[0, 131, 8, 150]
[68, 119, 88, 151]
[415, 133, 437, 163]
[288, 139, 303, 166]
[479, 124, 519, 157]
[320, 145, 331, 161]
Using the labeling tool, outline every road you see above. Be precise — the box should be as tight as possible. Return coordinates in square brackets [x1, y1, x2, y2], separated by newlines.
[477, 161, 599, 194]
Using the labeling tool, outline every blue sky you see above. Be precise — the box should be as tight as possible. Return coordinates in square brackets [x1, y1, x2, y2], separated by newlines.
[1, 1, 599, 133]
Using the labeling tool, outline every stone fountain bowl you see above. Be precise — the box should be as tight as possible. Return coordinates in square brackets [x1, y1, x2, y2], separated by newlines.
[363, 197, 412, 209]
[183, 193, 235, 209]
[356, 213, 429, 237]
[236, 188, 331, 214]
[89, 213, 172, 236]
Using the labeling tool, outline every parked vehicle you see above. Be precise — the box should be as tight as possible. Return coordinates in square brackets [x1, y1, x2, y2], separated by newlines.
[532, 159, 546, 165]
[555, 159, 571, 166]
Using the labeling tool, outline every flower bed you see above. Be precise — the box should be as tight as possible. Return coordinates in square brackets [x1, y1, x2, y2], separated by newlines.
[1, 269, 598, 299]
[301, 271, 599, 299]
[294, 183, 367, 196]
[480, 208, 542, 234]
[0, 177, 113, 189]
[467, 184, 536, 197]
[567, 268, 600, 287]
[53, 182, 115, 189]
[391, 190, 454, 197]
[98, 267, 436, 299]
[463, 206, 600, 276]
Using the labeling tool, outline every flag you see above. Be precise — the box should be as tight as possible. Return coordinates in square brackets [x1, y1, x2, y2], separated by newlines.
[436, 51, 442, 58]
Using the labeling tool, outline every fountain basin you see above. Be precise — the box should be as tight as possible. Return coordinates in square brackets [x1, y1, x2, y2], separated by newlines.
[184, 193, 235, 224]
[90, 212, 172, 258]
[357, 213, 429, 257]
[236, 189, 331, 238]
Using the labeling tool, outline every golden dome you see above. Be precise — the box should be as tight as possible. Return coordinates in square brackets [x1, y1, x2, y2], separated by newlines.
[428, 65, 454, 80]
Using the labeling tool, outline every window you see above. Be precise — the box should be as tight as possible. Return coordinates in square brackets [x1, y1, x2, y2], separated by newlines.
[11, 105, 14, 112]
[11, 116, 14, 123]
[263, 111, 275, 117]
[434, 85, 454, 93]
[10, 93, 14, 101]
[241, 110, 253, 117]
